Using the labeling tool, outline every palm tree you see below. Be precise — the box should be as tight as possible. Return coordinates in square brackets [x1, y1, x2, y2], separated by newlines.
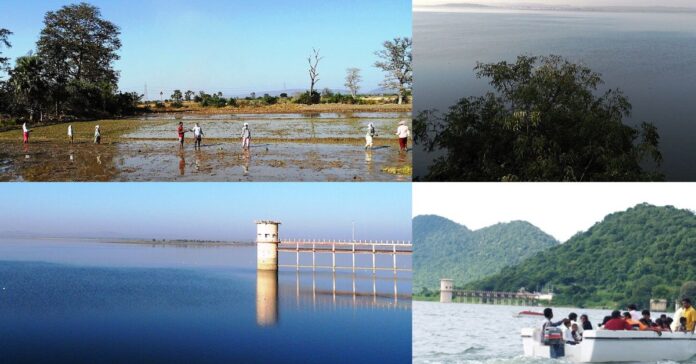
[10, 55, 47, 121]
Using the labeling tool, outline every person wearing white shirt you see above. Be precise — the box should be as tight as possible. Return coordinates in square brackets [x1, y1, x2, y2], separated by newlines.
[22, 122, 30, 144]
[365, 123, 376, 150]
[628, 304, 641, 321]
[241, 123, 251, 150]
[395, 120, 410, 152]
[191, 123, 203, 149]
[68, 125, 74, 144]
[94, 125, 101, 144]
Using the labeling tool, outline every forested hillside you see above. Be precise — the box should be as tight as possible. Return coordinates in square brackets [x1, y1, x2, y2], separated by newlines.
[467, 204, 696, 308]
[414, 215, 558, 290]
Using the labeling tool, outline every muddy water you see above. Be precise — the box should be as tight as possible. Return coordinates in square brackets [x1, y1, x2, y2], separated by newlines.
[126, 112, 412, 140]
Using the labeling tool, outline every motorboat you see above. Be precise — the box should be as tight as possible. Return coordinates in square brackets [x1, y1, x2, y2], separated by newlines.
[522, 327, 696, 362]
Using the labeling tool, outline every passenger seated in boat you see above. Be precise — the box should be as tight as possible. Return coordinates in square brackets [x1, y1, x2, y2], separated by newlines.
[562, 319, 578, 345]
[580, 314, 593, 331]
[655, 318, 672, 332]
[627, 304, 641, 320]
[599, 315, 611, 328]
[623, 312, 644, 330]
[568, 312, 583, 335]
[677, 317, 688, 332]
[571, 323, 582, 343]
[640, 310, 656, 328]
[603, 310, 633, 330]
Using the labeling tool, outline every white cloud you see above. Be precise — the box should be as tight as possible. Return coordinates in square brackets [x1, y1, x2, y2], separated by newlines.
[413, 183, 696, 242]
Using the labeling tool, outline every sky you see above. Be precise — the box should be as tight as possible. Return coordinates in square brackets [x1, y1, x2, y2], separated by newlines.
[0, 183, 412, 242]
[413, 183, 696, 242]
[0, 0, 411, 96]
[414, 0, 696, 7]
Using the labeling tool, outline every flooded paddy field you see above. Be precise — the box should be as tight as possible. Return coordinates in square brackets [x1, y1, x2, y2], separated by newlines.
[0, 112, 412, 181]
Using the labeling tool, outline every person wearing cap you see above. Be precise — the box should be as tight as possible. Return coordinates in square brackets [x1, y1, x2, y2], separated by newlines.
[241, 123, 251, 150]
[395, 120, 410, 152]
[365, 122, 376, 150]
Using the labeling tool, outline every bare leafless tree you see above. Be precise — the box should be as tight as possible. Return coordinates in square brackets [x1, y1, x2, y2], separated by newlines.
[308, 48, 322, 98]
[344, 68, 362, 98]
[374, 37, 412, 105]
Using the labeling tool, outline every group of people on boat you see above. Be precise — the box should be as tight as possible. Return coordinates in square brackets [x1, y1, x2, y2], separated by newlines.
[541, 298, 696, 358]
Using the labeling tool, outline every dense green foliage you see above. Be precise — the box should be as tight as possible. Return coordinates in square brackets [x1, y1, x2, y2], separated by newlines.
[0, 4, 140, 122]
[415, 55, 663, 182]
[467, 204, 696, 309]
[414, 215, 558, 290]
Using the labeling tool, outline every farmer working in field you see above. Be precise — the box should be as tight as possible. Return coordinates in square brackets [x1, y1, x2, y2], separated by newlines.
[241, 123, 251, 150]
[94, 125, 101, 144]
[177, 122, 187, 148]
[68, 125, 74, 144]
[395, 120, 410, 152]
[22, 122, 31, 144]
[365, 122, 376, 150]
[191, 123, 203, 149]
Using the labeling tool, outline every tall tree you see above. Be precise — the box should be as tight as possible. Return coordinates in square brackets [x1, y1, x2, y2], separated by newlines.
[374, 37, 412, 105]
[37, 3, 120, 116]
[37, 3, 121, 85]
[184, 90, 194, 102]
[307, 48, 322, 103]
[10, 55, 48, 121]
[171, 90, 183, 103]
[417, 55, 663, 182]
[344, 68, 362, 98]
[0, 28, 12, 77]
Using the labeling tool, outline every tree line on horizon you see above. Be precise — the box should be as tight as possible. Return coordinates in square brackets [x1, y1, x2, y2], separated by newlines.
[0, 2, 412, 126]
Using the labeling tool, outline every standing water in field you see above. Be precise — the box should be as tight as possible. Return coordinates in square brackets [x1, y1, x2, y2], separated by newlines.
[0, 112, 412, 182]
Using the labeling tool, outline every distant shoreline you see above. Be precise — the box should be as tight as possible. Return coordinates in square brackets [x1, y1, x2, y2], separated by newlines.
[141, 102, 412, 115]
[0, 236, 254, 247]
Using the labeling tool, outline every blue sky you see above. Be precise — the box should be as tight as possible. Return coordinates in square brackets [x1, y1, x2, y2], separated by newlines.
[0, 183, 412, 241]
[0, 0, 411, 96]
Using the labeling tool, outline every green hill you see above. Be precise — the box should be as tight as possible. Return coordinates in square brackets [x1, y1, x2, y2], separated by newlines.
[466, 204, 696, 308]
[414, 215, 559, 290]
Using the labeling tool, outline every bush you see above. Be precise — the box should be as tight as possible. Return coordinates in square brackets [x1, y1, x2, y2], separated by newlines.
[155, 101, 165, 108]
[295, 91, 320, 105]
[261, 93, 278, 105]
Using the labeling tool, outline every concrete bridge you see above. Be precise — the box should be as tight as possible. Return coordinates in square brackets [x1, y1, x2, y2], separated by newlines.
[439, 278, 553, 305]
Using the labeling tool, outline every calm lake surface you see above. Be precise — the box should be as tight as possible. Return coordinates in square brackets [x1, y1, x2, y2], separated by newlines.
[413, 301, 691, 364]
[414, 9, 696, 180]
[0, 239, 411, 363]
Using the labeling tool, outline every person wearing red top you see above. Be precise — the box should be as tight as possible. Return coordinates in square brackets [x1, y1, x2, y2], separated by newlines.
[604, 310, 633, 330]
[177, 122, 186, 148]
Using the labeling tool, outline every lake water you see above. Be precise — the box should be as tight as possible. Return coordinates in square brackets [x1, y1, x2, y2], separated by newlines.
[414, 9, 696, 181]
[413, 301, 693, 364]
[0, 239, 411, 363]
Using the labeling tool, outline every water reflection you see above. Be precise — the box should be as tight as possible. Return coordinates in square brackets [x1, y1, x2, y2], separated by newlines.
[178, 151, 186, 176]
[256, 270, 278, 327]
[242, 150, 251, 176]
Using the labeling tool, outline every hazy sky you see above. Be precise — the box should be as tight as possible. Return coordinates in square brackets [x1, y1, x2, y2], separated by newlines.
[0, 0, 411, 95]
[0, 183, 412, 241]
[413, 183, 696, 242]
[414, 0, 696, 7]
